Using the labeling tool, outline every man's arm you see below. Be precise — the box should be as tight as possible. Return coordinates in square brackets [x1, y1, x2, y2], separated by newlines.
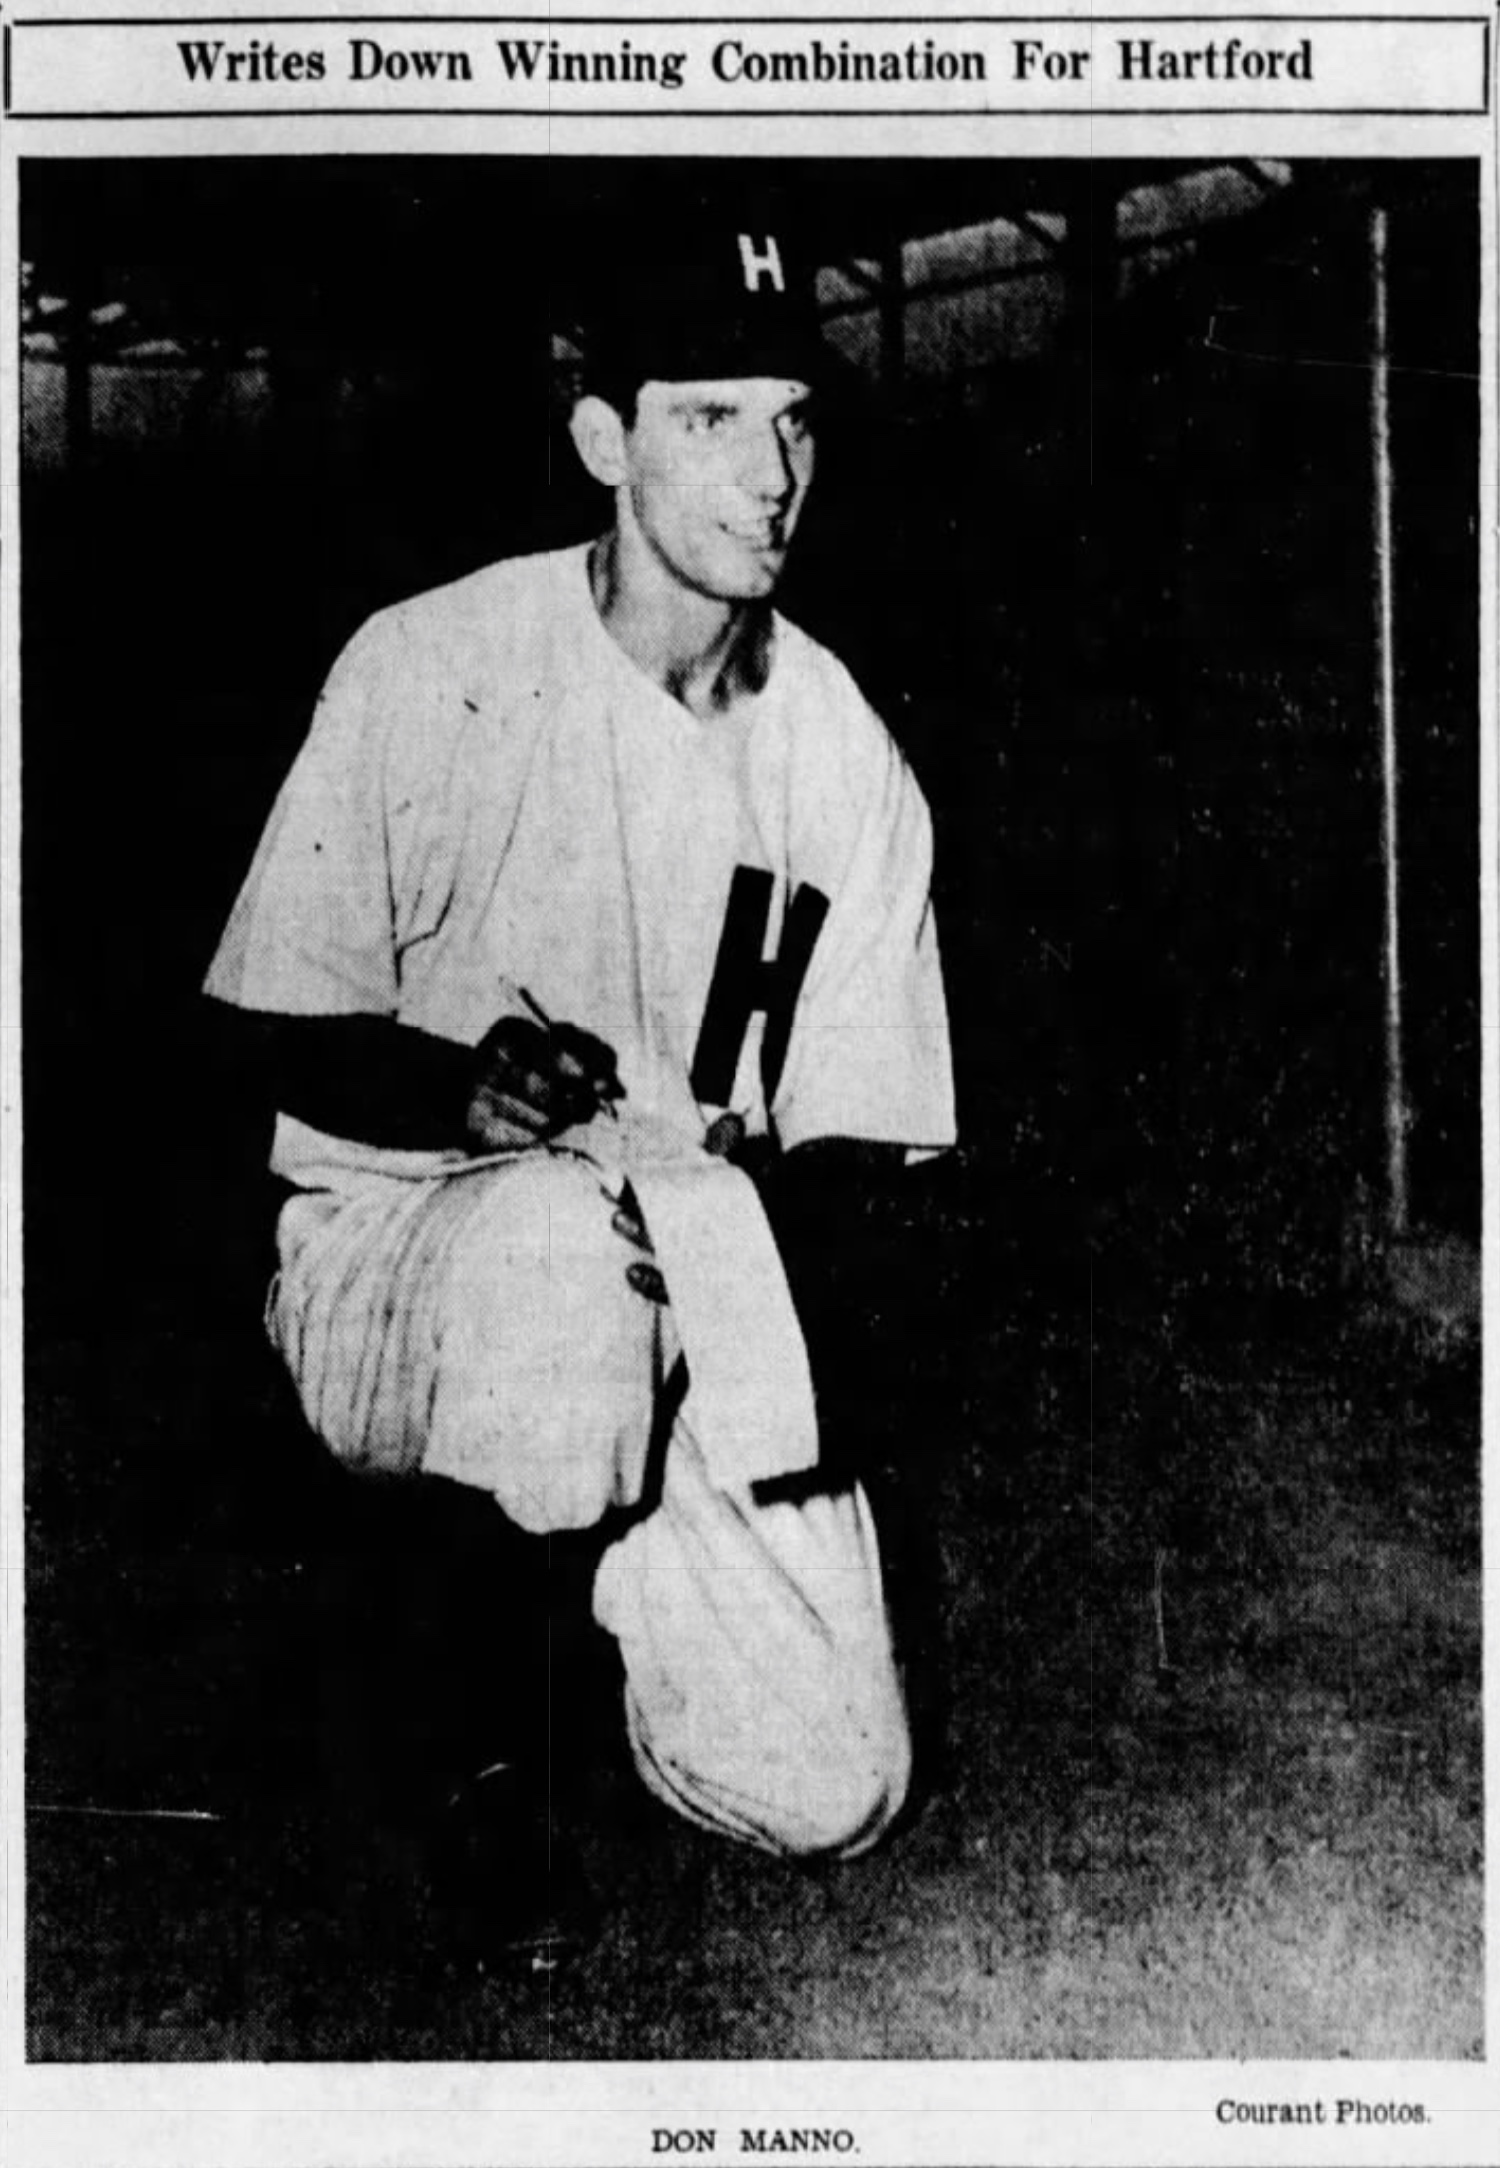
[206, 1003, 622, 1152]
[757, 1137, 908, 1230]
[752, 1137, 931, 1480]
[757, 1138, 908, 1332]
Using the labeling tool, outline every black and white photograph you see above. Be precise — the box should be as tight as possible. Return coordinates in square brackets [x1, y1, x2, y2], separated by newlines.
[13, 139, 1486, 2085]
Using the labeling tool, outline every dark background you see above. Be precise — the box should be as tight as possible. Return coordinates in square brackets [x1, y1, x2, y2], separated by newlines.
[21, 156, 1481, 1811]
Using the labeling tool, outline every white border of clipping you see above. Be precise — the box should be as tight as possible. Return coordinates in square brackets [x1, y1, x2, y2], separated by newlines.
[0, 2, 1494, 2163]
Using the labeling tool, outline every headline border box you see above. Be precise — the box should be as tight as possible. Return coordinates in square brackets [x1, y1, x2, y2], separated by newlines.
[2, 14, 1493, 121]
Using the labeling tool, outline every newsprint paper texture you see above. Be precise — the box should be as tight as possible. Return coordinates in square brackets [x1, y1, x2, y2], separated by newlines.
[0, 0, 1496, 2161]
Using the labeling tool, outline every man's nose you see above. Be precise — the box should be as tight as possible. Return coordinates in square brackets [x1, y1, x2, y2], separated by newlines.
[740, 423, 797, 501]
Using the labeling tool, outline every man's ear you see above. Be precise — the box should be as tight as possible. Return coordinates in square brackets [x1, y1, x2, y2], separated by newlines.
[570, 394, 631, 489]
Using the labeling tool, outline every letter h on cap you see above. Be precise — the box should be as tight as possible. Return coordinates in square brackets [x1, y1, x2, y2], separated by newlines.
[737, 233, 786, 295]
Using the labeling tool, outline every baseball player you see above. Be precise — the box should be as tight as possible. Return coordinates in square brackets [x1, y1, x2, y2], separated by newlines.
[205, 214, 956, 1967]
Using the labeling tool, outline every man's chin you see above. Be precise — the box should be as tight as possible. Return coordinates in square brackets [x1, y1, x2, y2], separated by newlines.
[672, 537, 791, 605]
[732, 570, 781, 601]
[719, 545, 788, 599]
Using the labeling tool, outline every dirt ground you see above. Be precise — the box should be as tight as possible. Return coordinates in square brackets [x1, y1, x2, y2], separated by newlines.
[25, 1250, 1482, 2062]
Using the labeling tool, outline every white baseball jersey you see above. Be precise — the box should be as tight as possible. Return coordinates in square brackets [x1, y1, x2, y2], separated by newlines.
[204, 543, 956, 1182]
[204, 545, 947, 1856]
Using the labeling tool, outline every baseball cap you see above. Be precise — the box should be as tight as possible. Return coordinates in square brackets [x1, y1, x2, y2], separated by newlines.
[586, 214, 834, 394]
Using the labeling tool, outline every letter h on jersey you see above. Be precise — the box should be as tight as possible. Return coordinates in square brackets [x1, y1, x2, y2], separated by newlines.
[691, 868, 828, 1105]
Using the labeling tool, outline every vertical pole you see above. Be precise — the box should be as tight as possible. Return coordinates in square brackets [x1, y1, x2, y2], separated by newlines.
[63, 253, 93, 467]
[1370, 205, 1409, 1236]
[1060, 176, 1119, 506]
[879, 234, 905, 406]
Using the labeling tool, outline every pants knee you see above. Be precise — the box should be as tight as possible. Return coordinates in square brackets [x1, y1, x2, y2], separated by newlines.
[428, 1156, 657, 1527]
[783, 1714, 912, 1860]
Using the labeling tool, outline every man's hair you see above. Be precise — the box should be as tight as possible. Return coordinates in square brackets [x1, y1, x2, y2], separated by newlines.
[578, 356, 644, 429]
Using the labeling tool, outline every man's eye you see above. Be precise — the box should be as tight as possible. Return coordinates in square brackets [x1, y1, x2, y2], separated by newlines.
[685, 406, 735, 433]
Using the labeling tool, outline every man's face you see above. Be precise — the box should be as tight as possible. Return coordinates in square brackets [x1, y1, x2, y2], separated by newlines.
[618, 376, 817, 604]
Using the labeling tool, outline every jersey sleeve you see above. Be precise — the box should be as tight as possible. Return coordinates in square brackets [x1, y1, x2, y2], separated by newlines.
[203, 618, 402, 1018]
[772, 707, 957, 1158]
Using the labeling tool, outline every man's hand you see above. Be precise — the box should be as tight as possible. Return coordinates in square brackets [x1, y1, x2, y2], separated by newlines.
[465, 1016, 622, 1151]
[702, 1112, 777, 1180]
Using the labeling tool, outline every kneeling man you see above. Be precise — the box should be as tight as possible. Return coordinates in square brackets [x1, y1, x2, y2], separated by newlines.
[205, 215, 956, 1956]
